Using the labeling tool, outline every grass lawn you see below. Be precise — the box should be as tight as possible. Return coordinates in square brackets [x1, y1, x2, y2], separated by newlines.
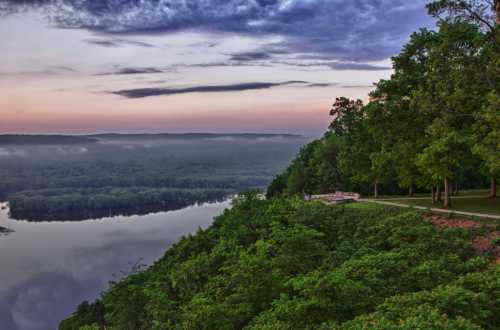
[343, 201, 386, 211]
[382, 196, 500, 216]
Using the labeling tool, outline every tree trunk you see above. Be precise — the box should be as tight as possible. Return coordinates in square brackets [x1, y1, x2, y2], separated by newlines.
[431, 187, 436, 204]
[491, 176, 497, 198]
[408, 186, 414, 197]
[374, 181, 379, 199]
[496, 0, 500, 25]
[454, 182, 459, 196]
[444, 177, 451, 208]
[437, 185, 442, 202]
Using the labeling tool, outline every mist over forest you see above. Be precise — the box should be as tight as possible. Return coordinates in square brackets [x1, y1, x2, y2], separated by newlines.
[0, 134, 307, 221]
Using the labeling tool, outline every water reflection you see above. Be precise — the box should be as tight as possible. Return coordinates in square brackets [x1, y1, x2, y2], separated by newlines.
[0, 201, 230, 330]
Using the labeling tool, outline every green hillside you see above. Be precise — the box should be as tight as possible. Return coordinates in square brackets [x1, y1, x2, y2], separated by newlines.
[60, 193, 500, 329]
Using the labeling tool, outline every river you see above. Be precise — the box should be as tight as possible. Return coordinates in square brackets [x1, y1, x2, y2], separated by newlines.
[0, 200, 230, 330]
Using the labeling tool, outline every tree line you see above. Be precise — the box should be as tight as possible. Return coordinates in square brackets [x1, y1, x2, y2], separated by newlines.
[269, 0, 499, 207]
[8, 187, 231, 221]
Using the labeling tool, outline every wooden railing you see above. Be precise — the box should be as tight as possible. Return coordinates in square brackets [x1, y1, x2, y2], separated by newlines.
[306, 191, 360, 204]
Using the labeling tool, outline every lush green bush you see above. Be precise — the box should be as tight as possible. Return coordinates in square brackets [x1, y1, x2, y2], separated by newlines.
[61, 193, 497, 330]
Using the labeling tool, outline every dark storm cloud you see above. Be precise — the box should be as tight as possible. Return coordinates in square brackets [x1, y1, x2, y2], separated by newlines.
[0, 0, 434, 62]
[110, 81, 308, 98]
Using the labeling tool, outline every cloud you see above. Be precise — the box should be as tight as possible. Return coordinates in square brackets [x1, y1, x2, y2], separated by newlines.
[273, 60, 391, 71]
[85, 38, 154, 48]
[118, 39, 154, 48]
[181, 58, 389, 71]
[342, 84, 374, 88]
[327, 62, 391, 71]
[185, 61, 272, 68]
[307, 83, 335, 87]
[1, 0, 434, 62]
[0, 66, 77, 76]
[110, 81, 308, 98]
[85, 39, 119, 47]
[188, 41, 218, 48]
[147, 79, 170, 84]
[50, 65, 76, 72]
[229, 52, 272, 62]
[97, 67, 165, 75]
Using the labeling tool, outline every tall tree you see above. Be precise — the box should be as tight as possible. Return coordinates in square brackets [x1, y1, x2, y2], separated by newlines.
[472, 91, 500, 197]
[414, 22, 487, 207]
[368, 29, 438, 196]
[329, 98, 375, 195]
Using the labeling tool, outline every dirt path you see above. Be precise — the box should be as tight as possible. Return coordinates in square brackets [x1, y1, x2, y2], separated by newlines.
[359, 199, 500, 220]
[379, 195, 487, 200]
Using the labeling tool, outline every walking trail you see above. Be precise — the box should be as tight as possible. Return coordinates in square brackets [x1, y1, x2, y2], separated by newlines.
[359, 199, 500, 220]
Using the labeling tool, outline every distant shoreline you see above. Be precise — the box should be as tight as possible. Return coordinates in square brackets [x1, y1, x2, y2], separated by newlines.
[0, 132, 305, 138]
[0, 133, 306, 146]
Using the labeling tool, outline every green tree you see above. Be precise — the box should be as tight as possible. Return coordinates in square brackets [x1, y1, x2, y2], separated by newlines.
[414, 22, 487, 207]
[472, 91, 500, 197]
[368, 29, 438, 196]
[427, 0, 499, 34]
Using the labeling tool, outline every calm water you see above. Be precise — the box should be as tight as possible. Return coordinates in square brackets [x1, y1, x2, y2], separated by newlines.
[0, 201, 230, 330]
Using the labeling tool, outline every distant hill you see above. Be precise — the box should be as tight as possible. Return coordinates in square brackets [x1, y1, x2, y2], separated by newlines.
[0, 135, 98, 145]
[0, 133, 304, 145]
[90, 133, 304, 140]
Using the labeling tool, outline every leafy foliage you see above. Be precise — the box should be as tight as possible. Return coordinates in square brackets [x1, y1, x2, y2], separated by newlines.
[60, 193, 498, 329]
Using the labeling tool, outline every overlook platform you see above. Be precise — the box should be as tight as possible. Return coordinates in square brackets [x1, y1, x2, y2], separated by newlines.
[306, 191, 360, 204]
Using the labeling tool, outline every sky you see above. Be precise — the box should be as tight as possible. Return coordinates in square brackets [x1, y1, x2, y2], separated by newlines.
[0, 0, 434, 136]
